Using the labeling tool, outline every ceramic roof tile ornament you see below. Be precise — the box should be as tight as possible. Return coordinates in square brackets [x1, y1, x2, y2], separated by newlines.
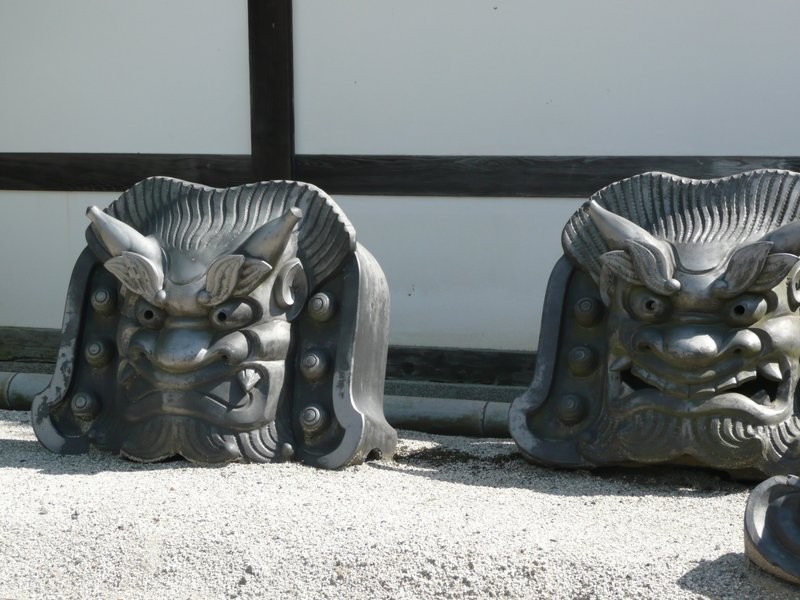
[744, 474, 800, 585]
[509, 169, 800, 479]
[32, 177, 396, 468]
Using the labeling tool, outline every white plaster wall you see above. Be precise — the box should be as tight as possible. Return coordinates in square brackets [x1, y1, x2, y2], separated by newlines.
[335, 195, 581, 350]
[0, 191, 118, 330]
[0, 0, 250, 153]
[294, 0, 800, 155]
[4, 1, 800, 350]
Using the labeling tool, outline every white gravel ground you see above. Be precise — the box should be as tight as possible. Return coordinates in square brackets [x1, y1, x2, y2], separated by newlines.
[0, 408, 797, 600]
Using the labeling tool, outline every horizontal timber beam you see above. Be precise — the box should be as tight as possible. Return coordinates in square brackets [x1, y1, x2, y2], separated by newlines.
[0, 153, 254, 191]
[0, 327, 534, 386]
[294, 155, 800, 197]
[4, 154, 800, 197]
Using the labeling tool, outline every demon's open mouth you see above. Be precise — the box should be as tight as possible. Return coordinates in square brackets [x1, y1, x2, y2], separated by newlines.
[116, 359, 283, 429]
[620, 366, 781, 403]
[610, 358, 793, 423]
[118, 358, 270, 391]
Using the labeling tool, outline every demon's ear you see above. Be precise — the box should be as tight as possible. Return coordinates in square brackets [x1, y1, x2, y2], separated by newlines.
[104, 252, 165, 304]
[197, 255, 278, 306]
[273, 258, 308, 321]
[234, 259, 274, 297]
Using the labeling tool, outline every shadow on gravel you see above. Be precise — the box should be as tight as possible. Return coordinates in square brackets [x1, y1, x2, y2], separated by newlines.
[677, 552, 799, 599]
[0, 413, 221, 475]
[378, 432, 753, 498]
[0, 412, 762, 497]
[0, 436, 208, 475]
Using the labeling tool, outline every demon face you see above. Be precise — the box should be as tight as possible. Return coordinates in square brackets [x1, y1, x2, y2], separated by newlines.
[86, 203, 304, 461]
[32, 177, 396, 467]
[511, 170, 800, 477]
[591, 200, 800, 469]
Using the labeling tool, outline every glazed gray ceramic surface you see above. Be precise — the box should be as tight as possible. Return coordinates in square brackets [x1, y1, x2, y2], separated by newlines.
[32, 177, 396, 468]
[511, 170, 800, 479]
[744, 474, 800, 585]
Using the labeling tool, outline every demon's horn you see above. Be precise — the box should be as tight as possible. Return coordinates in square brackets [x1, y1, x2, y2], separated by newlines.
[86, 206, 162, 265]
[588, 200, 662, 251]
[240, 207, 302, 264]
[761, 220, 800, 255]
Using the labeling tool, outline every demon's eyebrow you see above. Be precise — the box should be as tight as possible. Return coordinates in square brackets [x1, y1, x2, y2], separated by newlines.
[712, 241, 799, 297]
[598, 238, 681, 297]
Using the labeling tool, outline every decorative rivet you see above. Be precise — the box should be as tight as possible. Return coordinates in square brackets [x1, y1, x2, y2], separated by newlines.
[300, 349, 329, 381]
[85, 339, 114, 368]
[300, 404, 328, 434]
[556, 394, 588, 425]
[567, 345, 598, 377]
[71, 393, 100, 420]
[573, 296, 604, 327]
[91, 288, 117, 315]
[279, 443, 295, 461]
[308, 292, 336, 322]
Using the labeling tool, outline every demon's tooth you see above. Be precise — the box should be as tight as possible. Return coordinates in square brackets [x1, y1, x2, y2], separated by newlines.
[752, 389, 770, 405]
[738, 370, 757, 383]
[620, 382, 633, 396]
[609, 355, 632, 371]
[758, 362, 783, 382]
[118, 361, 136, 386]
[236, 368, 261, 392]
[694, 385, 716, 395]
[631, 366, 671, 393]
[716, 377, 738, 392]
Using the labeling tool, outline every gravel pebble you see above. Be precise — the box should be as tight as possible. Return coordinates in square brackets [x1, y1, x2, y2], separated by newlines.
[0, 409, 796, 599]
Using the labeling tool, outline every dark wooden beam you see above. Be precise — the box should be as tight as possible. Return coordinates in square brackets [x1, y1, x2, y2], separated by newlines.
[0, 327, 60, 363]
[4, 154, 800, 197]
[386, 346, 535, 387]
[0, 153, 254, 191]
[248, 0, 294, 180]
[0, 327, 534, 386]
[295, 155, 800, 197]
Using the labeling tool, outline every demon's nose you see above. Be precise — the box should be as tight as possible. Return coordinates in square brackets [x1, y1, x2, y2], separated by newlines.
[634, 326, 761, 368]
[148, 328, 248, 373]
[665, 332, 719, 363]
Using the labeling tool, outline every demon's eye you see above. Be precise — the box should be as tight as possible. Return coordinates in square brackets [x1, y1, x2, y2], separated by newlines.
[627, 288, 671, 322]
[210, 300, 256, 330]
[726, 294, 767, 326]
[135, 300, 166, 329]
